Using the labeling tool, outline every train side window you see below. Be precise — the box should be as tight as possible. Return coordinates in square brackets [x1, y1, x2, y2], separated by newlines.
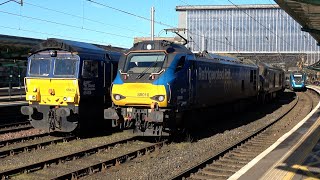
[175, 56, 186, 73]
[82, 60, 98, 78]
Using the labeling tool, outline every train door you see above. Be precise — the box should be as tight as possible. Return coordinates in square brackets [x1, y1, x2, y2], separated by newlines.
[188, 59, 196, 106]
[103, 60, 109, 104]
[102, 56, 115, 105]
[81, 60, 102, 97]
[173, 55, 189, 110]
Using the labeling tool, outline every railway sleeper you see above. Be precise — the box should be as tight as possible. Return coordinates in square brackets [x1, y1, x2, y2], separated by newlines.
[201, 166, 236, 174]
[246, 139, 268, 144]
[210, 161, 244, 168]
[228, 151, 259, 157]
[218, 158, 248, 166]
[249, 139, 275, 144]
[233, 148, 261, 154]
[250, 136, 272, 141]
[258, 132, 275, 137]
[239, 146, 266, 152]
[237, 146, 264, 152]
[244, 142, 268, 147]
[223, 155, 252, 162]
[204, 165, 239, 173]
[197, 169, 233, 178]
[206, 161, 242, 169]
[249, 136, 274, 141]
[189, 173, 225, 180]
[247, 137, 265, 143]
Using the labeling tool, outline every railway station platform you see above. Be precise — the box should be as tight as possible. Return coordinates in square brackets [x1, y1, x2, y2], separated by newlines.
[230, 85, 320, 180]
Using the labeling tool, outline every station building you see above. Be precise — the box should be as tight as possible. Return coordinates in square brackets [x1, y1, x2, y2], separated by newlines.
[176, 4, 320, 68]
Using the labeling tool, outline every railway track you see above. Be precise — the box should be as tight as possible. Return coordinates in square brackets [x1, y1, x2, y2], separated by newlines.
[171, 91, 314, 180]
[0, 90, 316, 179]
[0, 121, 32, 135]
[0, 132, 49, 147]
[0, 136, 166, 179]
[0, 135, 76, 158]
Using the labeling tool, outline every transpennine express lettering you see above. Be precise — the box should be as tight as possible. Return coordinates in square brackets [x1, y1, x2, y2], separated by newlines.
[198, 67, 232, 82]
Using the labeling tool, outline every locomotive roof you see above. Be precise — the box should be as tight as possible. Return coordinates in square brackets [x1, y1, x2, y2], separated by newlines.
[128, 40, 193, 54]
[29, 38, 117, 56]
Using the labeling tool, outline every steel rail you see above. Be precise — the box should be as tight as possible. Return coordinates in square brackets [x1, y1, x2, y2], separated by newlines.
[0, 136, 139, 179]
[170, 94, 299, 179]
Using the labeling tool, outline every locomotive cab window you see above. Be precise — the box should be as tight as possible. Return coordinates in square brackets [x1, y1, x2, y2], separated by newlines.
[29, 58, 51, 76]
[82, 60, 98, 78]
[54, 58, 77, 77]
[124, 52, 165, 73]
[293, 74, 302, 81]
[175, 56, 186, 73]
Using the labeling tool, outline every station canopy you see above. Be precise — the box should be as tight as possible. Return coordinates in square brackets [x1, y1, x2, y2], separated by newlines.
[275, 0, 320, 70]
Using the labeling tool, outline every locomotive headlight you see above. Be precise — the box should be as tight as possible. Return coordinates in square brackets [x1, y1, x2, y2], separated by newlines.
[158, 95, 165, 102]
[28, 95, 37, 101]
[146, 44, 152, 50]
[49, 50, 57, 57]
[115, 94, 121, 100]
[63, 97, 74, 102]
[151, 95, 165, 102]
[113, 94, 125, 101]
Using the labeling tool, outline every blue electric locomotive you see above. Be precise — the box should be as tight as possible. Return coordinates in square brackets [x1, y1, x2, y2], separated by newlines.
[290, 71, 307, 91]
[21, 38, 123, 133]
[104, 40, 260, 135]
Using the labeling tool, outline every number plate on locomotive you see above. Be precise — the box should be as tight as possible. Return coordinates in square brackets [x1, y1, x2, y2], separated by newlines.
[137, 93, 149, 97]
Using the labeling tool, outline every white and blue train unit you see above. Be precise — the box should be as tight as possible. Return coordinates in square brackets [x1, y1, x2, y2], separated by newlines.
[290, 71, 307, 91]
[104, 40, 285, 136]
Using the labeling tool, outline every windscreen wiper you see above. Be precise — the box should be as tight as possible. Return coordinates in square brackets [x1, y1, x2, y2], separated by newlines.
[136, 61, 158, 79]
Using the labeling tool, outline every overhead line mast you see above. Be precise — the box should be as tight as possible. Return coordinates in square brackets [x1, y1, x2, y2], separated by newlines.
[151, 7, 155, 41]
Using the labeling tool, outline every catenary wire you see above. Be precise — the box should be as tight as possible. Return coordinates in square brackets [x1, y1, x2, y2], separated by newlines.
[87, 0, 176, 29]
[21, 1, 150, 36]
[0, 25, 130, 48]
[0, 10, 133, 39]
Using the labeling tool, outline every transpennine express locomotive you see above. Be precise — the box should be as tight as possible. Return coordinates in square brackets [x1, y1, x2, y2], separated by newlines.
[21, 38, 122, 133]
[290, 71, 307, 91]
[104, 40, 285, 136]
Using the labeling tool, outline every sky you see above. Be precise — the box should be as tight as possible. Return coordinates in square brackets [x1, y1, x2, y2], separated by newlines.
[0, 0, 276, 48]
